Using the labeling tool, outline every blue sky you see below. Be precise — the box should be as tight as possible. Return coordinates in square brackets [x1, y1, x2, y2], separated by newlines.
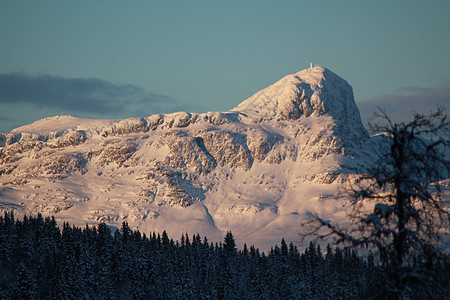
[0, 0, 449, 132]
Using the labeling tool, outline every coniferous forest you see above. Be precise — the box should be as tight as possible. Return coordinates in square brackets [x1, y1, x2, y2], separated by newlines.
[0, 212, 448, 299]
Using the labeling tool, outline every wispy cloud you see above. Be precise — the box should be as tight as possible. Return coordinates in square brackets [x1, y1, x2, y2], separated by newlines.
[0, 72, 181, 116]
[357, 83, 450, 127]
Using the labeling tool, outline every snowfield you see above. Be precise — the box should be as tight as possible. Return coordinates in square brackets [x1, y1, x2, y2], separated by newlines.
[0, 67, 386, 250]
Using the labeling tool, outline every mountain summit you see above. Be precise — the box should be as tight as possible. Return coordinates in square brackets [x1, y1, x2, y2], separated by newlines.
[0, 67, 374, 249]
[233, 66, 367, 139]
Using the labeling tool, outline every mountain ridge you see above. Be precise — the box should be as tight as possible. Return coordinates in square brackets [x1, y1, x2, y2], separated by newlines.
[0, 66, 376, 249]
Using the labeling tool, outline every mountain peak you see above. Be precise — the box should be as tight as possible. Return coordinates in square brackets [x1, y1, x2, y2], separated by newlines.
[293, 65, 328, 82]
[232, 66, 367, 139]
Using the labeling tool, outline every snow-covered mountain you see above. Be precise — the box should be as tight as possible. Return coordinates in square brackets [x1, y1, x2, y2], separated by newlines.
[0, 66, 377, 249]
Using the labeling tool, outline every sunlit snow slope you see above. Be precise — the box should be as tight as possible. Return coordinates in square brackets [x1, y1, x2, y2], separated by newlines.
[0, 67, 377, 250]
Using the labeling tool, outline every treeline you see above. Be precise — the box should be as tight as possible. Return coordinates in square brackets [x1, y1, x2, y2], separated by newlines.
[0, 212, 448, 299]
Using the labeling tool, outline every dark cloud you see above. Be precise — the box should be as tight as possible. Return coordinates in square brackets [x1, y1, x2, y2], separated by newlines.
[357, 83, 450, 127]
[0, 72, 180, 116]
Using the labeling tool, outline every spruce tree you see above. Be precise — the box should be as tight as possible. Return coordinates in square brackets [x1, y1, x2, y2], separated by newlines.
[8, 263, 37, 299]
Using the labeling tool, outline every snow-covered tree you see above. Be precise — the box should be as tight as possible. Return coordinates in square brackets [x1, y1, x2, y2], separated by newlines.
[8, 263, 37, 299]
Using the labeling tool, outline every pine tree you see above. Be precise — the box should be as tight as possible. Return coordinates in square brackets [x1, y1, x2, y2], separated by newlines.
[223, 231, 236, 254]
[8, 263, 38, 299]
[95, 223, 116, 299]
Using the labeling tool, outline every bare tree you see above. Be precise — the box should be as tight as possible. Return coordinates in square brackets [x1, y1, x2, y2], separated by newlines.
[305, 108, 449, 299]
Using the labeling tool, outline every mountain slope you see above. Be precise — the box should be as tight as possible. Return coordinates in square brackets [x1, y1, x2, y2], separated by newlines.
[0, 66, 376, 249]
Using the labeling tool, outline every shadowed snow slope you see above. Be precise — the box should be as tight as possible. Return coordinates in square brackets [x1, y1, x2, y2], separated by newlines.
[0, 67, 377, 250]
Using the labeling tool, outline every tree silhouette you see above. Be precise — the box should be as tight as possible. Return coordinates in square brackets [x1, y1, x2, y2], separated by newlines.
[305, 108, 449, 299]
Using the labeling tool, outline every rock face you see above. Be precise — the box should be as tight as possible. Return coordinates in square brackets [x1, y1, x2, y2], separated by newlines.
[0, 66, 376, 249]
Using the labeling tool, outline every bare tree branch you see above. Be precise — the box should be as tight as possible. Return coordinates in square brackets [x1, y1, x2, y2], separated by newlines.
[303, 108, 449, 299]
